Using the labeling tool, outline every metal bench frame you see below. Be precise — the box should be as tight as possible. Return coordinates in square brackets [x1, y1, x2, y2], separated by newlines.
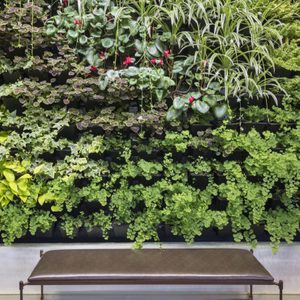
[19, 250, 284, 300]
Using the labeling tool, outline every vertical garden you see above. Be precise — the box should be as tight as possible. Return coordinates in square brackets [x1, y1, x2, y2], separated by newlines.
[0, 0, 299, 252]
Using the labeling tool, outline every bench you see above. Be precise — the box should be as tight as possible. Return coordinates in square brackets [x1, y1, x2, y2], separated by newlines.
[20, 248, 283, 300]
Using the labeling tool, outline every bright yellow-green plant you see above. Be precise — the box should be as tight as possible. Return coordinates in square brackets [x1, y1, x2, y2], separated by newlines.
[0, 159, 32, 206]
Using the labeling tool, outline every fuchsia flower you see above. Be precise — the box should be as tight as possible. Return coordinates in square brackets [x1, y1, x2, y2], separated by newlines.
[150, 58, 157, 64]
[189, 96, 195, 104]
[159, 59, 163, 65]
[63, 0, 68, 6]
[89, 66, 98, 72]
[73, 19, 81, 25]
[123, 56, 133, 66]
[164, 50, 170, 59]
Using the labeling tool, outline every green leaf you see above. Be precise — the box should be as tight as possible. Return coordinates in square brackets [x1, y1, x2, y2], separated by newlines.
[3, 169, 15, 182]
[213, 104, 227, 119]
[134, 39, 143, 52]
[147, 45, 159, 57]
[203, 95, 217, 106]
[79, 35, 88, 45]
[67, 30, 78, 39]
[173, 97, 185, 110]
[46, 24, 57, 36]
[101, 38, 114, 48]
[155, 39, 164, 53]
[86, 49, 96, 65]
[9, 181, 18, 194]
[98, 76, 109, 90]
[194, 101, 210, 114]
[166, 107, 182, 121]
[0, 131, 8, 143]
[208, 82, 221, 90]
[155, 89, 164, 101]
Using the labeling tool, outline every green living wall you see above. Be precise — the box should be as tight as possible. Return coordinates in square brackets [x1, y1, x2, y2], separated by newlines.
[0, 0, 299, 252]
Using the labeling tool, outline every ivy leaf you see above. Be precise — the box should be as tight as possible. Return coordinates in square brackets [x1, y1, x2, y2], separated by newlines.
[173, 97, 184, 110]
[194, 101, 210, 114]
[101, 38, 114, 48]
[213, 104, 227, 119]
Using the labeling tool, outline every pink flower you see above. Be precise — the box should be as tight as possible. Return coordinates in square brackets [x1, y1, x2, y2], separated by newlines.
[89, 66, 98, 72]
[63, 0, 68, 6]
[164, 50, 170, 59]
[189, 96, 195, 104]
[73, 19, 81, 25]
[159, 59, 163, 65]
[123, 56, 133, 66]
[150, 58, 157, 64]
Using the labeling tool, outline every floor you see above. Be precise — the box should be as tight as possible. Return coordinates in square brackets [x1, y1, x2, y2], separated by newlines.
[0, 295, 298, 300]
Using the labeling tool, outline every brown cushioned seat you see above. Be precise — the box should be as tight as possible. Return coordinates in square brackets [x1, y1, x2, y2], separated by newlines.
[28, 249, 274, 284]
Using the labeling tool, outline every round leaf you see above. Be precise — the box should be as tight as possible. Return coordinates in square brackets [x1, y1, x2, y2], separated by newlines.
[101, 38, 114, 48]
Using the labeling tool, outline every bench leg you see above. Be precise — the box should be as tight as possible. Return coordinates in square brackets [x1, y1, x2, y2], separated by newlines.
[249, 284, 253, 300]
[41, 284, 44, 300]
[279, 280, 283, 300]
[19, 281, 24, 300]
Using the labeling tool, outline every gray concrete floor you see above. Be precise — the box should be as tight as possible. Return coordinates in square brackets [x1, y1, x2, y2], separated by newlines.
[0, 295, 298, 300]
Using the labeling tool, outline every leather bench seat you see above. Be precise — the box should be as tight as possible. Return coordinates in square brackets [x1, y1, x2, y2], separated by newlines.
[28, 249, 274, 285]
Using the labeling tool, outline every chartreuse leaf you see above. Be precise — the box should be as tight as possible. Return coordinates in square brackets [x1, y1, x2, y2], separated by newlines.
[0, 131, 8, 143]
[3, 169, 15, 182]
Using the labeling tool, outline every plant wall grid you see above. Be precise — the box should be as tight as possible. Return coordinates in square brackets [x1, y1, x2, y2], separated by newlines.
[0, 0, 299, 253]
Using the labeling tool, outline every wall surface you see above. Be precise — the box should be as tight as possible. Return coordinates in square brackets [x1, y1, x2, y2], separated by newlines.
[0, 242, 299, 297]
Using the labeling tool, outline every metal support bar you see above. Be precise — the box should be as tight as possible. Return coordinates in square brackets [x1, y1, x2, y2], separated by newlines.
[249, 284, 253, 300]
[19, 281, 24, 300]
[279, 280, 283, 300]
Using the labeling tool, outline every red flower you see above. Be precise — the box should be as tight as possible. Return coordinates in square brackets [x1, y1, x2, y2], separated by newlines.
[189, 96, 195, 104]
[123, 56, 133, 66]
[89, 66, 98, 72]
[150, 58, 157, 64]
[73, 19, 81, 25]
[63, 0, 68, 6]
[159, 59, 163, 65]
[164, 50, 170, 59]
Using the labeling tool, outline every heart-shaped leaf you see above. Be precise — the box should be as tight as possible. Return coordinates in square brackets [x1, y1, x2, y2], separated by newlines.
[213, 104, 227, 119]
[173, 97, 185, 110]
[194, 101, 210, 114]
[166, 107, 182, 121]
